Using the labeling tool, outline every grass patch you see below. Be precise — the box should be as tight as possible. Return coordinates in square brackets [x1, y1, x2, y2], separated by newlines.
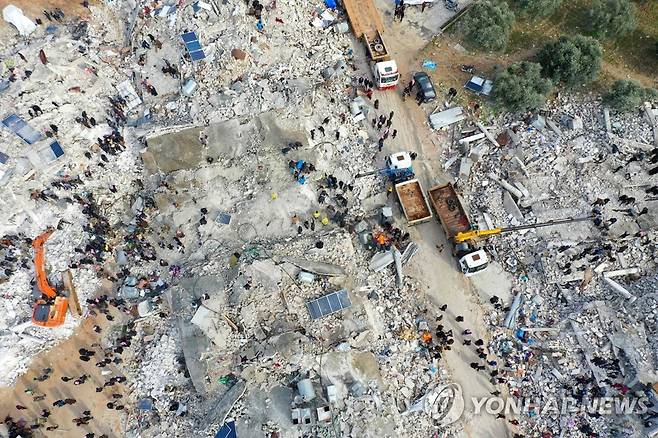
[450, 0, 658, 88]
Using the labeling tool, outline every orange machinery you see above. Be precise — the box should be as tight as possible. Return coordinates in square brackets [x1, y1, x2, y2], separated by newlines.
[31, 228, 68, 327]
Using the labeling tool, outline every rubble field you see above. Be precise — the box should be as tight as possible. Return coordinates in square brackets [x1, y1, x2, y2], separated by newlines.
[0, 0, 656, 438]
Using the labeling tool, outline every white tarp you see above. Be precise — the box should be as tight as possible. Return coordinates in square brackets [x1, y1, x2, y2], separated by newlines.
[3, 5, 36, 36]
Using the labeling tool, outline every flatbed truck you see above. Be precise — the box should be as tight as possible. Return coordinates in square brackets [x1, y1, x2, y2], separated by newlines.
[342, 0, 400, 89]
[427, 183, 489, 276]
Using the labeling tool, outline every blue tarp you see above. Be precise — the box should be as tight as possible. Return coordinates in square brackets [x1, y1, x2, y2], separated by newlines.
[325, 0, 337, 8]
[0, 79, 10, 93]
[2, 114, 44, 145]
[215, 421, 237, 438]
[0, 151, 8, 164]
[422, 59, 437, 70]
[137, 399, 154, 411]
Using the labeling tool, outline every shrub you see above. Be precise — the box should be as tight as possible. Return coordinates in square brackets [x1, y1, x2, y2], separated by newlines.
[512, 0, 563, 18]
[587, 0, 637, 39]
[604, 80, 658, 112]
[463, 0, 515, 51]
[537, 35, 602, 87]
[492, 61, 553, 112]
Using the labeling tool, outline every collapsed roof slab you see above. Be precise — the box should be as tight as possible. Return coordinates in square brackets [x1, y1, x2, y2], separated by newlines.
[143, 126, 203, 173]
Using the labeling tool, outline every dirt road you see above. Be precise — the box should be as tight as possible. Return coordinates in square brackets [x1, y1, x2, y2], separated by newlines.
[363, 2, 514, 436]
[0, 302, 127, 437]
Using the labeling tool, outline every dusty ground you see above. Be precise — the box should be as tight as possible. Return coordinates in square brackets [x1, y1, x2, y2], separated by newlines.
[0, 0, 94, 42]
[372, 3, 513, 436]
[0, 0, 93, 22]
[0, 290, 128, 438]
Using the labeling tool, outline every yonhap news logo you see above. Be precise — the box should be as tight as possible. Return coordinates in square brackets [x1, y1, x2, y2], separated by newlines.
[471, 396, 650, 416]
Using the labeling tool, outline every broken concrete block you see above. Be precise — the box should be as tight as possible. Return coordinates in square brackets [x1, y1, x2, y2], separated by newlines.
[529, 114, 546, 130]
[546, 118, 563, 136]
[563, 115, 583, 130]
[335, 21, 349, 33]
[502, 191, 523, 220]
[231, 48, 247, 60]
[468, 142, 489, 163]
[458, 157, 473, 180]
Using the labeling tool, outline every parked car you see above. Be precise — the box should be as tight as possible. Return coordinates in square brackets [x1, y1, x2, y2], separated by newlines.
[413, 72, 436, 103]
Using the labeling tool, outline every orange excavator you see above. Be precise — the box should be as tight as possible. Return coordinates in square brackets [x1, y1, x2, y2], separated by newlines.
[31, 228, 69, 328]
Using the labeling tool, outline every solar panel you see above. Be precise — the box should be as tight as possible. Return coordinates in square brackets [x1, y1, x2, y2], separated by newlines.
[186, 41, 202, 52]
[2, 114, 44, 145]
[190, 50, 206, 61]
[181, 32, 197, 43]
[181, 31, 206, 61]
[307, 289, 352, 319]
[215, 212, 231, 225]
[215, 421, 237, 438]
[50, 141, 64, 158]
[0, 151, 8, 164]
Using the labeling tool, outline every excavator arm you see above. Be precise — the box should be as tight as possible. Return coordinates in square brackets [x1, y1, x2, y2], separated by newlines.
[32, 228, 57, 299]
[454, 216, 593, 243]
[455, 228, 502, 243]
[31, 228, 69, 328]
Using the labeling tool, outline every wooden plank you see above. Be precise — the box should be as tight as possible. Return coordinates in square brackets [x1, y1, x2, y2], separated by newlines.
[63, 270, 82, 317]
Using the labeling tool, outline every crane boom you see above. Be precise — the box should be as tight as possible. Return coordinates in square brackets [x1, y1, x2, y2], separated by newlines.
[454, 216, 593, 243]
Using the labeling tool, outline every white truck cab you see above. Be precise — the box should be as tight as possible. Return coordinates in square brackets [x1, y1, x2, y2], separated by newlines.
[458, 249, 489, 276]
[385, 152, 412, 170]
[373, 60, 399, 90]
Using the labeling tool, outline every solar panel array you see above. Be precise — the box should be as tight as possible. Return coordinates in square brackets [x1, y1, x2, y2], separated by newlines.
[181, 32, 206, 61]
[307, 289, 352, 320]
[2, 114, 44, 145]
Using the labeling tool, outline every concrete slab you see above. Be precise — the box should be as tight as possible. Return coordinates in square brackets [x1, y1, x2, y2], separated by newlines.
[144, 127, 203, 173]
[502, 191, 523, 221]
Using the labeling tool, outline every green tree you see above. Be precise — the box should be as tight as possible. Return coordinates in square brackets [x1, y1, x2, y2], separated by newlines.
[587, 0, 637, 39]
[537, 35, 602, 87]
[492, 62, 553, 112]
[604, 80, 658, 112]
[512, 0, 563, 18]
[462, 0, 515, 51]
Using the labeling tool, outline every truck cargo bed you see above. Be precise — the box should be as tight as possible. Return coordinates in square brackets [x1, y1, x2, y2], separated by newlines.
[342, 0, 385, 41]
[396, 179, 432, 225]
[428, 183, 471, 237]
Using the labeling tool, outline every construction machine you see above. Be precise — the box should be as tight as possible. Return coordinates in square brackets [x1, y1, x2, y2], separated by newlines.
[31, 228, 69, 328]
[454, 216, 593, 243]
[428, 182, 593, 276]
[356, 152, 415, 182]
[357, 152, 433, 225]
[342, 0, 399, 89]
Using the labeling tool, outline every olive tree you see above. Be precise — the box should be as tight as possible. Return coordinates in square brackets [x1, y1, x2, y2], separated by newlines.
[512, 0, 563, 18]
[492, 61, 553, 112]
[587, 0, 637, 39]
[537, 35, 602, 87]
[463, 0, 515, 51]
[604, 80, 658, 112]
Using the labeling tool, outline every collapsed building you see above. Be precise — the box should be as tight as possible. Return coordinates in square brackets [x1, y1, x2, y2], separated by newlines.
[0, 0, 656, 437]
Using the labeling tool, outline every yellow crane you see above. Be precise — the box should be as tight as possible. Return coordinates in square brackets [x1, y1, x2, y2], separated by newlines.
[454, 216, 593, 243]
